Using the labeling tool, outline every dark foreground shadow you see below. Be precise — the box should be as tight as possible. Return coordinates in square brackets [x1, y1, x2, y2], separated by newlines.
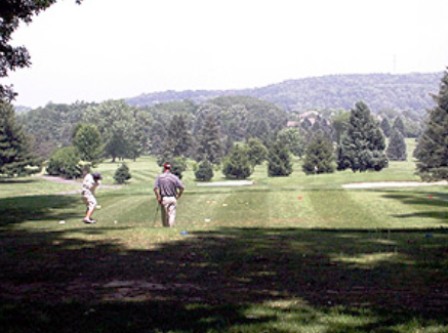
[1, 225, 447, 333]
[0, 195, 79, 226]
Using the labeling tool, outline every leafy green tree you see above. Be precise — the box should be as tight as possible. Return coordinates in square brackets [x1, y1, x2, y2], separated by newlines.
[415, 69, 448, 180]
[83, 100, 140, 162]
[222, 144, 252, 179]
[46, 146, 82, 179]
[302, 130, 336, 175]
[132, 110, 153, 157]
[195, 113, 223, 164]
[247, 119, 271, 145]
[192, 103, 221, 137]
[149, 120, 168, 156]
[0, 1, 83, 101]
[209, 95, 287, 139]
[222, 105, 248, 142]
[337, 101, 388, 172]
[276, 127, 306, 157]
[267, 141, 293, 177]
[72, 124, 102, 165]
[0, 102, 40, 176]
[162, 115, 193, 159]
[386, 129, 407, 161]
[114, 163, 132, 184]
[195, 160, 214, 181]
[19, 101, 91, 158]
[246, 138, 268, 167]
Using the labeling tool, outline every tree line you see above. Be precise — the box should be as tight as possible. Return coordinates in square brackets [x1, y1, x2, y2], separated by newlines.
[3, 66, 448, 183]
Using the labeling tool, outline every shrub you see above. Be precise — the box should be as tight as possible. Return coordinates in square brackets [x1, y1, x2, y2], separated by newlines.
[46, 146, 82, 179]
[195, 160, 214, 181]
[157, 156, 187, 179]
[114, 163, 132, 184]
[171, 157, 187, 179]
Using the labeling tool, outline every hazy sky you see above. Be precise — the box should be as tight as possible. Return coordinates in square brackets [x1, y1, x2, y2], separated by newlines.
[7, 0, 448, 108]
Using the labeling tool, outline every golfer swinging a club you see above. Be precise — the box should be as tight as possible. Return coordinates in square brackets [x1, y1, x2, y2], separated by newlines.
[81, 167, 102, 224]
[153, 162, 184, 227]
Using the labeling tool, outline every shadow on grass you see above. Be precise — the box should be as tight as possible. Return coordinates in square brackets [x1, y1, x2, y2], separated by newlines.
[1, 223, 447, 332]
[382, 190, 448, 222]
[0, 179, 36, 184]
[0, 195, 80, 226]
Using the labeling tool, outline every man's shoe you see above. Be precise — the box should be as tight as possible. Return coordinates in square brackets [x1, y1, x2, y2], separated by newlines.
[83, 218, 96, 224]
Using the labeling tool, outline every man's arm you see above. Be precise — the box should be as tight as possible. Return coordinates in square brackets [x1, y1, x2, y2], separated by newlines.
[154, 188, 162, 203]
[176, 187, 184, 199]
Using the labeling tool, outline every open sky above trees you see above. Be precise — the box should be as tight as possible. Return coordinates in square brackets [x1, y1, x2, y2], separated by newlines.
[7, 0, 448, 108]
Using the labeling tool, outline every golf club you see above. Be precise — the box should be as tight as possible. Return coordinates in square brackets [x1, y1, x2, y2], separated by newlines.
[153, 202, 160, 224]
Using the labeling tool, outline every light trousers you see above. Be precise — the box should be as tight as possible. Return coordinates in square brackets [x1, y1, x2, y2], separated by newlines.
[161, 196, 177, 227]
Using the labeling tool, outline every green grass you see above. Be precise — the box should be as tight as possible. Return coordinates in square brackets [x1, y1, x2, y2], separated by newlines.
[1, 142, 447, 333]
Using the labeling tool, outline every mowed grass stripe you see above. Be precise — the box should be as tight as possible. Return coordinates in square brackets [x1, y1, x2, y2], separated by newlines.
[95, 192, 156, 225]
[213, 188, 271, 227]
[129, 169, 156, 183]
[307, 189, 382, 229]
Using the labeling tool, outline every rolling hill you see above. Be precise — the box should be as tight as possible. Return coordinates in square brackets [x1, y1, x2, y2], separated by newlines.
[126, 72, 442, 114]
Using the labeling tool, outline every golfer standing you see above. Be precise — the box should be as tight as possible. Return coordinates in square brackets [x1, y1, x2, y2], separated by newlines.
[81, 168, 102, 224]
[153, 162, 184, 227]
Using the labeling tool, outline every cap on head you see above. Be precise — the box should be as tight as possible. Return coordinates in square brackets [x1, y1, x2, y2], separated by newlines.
[163, 162, 172, 170]
[92, 172, 102, 180]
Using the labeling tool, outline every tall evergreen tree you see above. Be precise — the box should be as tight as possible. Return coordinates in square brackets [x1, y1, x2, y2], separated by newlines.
[380, 117, 392, 137]
[386, 128, 407, 161]
[267, 141, 293, 177]
[302, 130, 336, 175]
[337, 101, 388, 172]
[0, 102, 39, 176]
[392, 116, 406, 136]
[415, 69, 448, 180]
[222, 144, 252, 179]
[246, 138, 268, 167]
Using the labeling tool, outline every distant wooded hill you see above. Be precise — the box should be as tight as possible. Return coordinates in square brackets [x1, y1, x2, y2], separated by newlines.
[126, 72, 443, 114]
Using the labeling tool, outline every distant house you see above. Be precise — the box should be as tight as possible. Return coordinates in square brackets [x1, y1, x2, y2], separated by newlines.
[286, 121, 300, 127]
[287, 110, 322, 127]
